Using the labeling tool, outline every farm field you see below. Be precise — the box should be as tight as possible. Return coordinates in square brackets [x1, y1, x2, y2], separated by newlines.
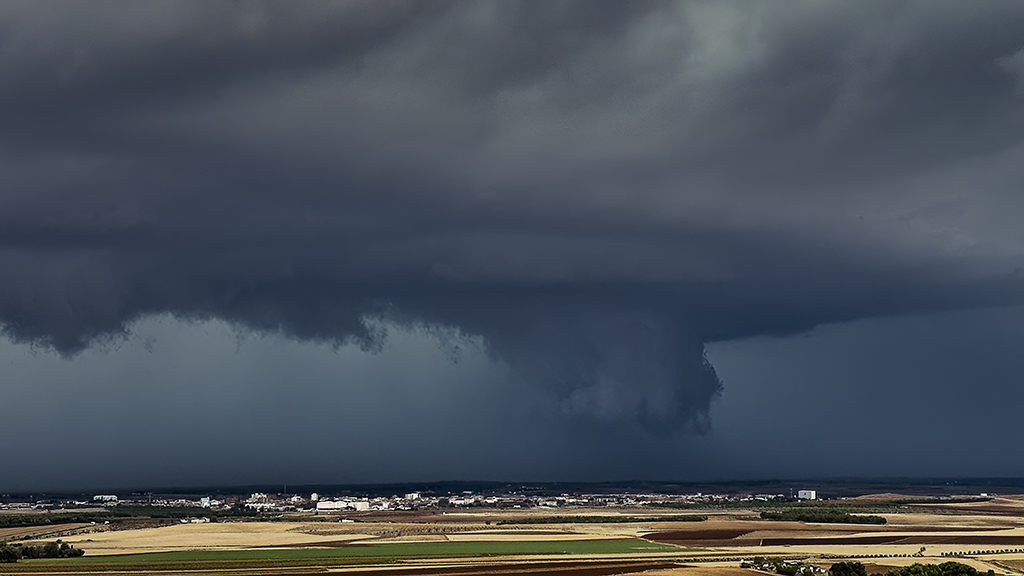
[6, 504, 1024, 575]
[36, 521, 376, 555]
[62, 538, 678, 562]
[0, 525, 90, 543]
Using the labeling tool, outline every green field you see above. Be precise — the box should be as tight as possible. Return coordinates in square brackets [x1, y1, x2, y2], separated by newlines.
[56, 539, 679, 564]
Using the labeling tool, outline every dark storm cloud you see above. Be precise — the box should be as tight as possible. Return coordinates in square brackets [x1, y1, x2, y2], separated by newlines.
[2, 1, 1024, 429]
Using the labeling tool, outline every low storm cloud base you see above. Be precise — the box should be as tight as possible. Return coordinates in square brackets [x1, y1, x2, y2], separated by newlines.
[2, 1, 1024, 434]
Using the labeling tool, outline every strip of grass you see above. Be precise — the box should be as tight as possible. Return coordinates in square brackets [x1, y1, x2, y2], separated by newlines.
[59, 539, 679, 564]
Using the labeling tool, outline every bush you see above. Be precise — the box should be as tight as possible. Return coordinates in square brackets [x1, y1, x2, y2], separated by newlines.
[831, 561, 868, 576]
[0, 545, 20, 563]
[1, 540, 85, 562]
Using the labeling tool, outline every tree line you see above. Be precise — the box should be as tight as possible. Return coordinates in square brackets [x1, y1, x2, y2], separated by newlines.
[748, 560, 992, 576]
[760, 508, 887, 524]
[0, 505, 258, 529]
[881, 563, 993, 576]
[832, 561, 992, 576]
[0, 540, 84, 563]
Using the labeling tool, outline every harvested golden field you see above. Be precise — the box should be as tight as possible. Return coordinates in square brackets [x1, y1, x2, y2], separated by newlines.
[643, 568, 757, 576]
[43, 522, 376, 555]
[300, 522, 492, 538]
[8, 499, 1024, 575]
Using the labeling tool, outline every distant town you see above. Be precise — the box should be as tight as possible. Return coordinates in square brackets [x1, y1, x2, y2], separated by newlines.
[2, 479, 1017, 576]
[4, 478, 1011, 517]
[0, 488, 810, 516]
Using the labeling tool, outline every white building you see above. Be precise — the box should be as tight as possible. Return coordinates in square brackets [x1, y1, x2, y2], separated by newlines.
[93, 495, 118, 503]
[316, 500, 346, 511]
[315, 499, 371, 512]
[797, 490, 817, 500]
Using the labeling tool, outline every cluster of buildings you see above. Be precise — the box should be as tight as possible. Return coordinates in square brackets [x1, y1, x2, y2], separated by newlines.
[0, 489, 816, 513]
[0, 494, 226, 511]
[741, 558, 827, 575]
[304, 490, 800, 513]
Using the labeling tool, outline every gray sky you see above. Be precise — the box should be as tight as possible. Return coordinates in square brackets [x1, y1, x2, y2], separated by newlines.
[2, 1, 1024, 490]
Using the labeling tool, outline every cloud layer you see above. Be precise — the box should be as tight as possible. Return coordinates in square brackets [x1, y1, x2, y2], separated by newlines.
[2, 1, 1024, 429]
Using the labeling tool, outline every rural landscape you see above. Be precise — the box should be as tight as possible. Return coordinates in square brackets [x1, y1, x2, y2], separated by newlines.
[5, 482, 1024, 576]
[5, 3, 1024, 576]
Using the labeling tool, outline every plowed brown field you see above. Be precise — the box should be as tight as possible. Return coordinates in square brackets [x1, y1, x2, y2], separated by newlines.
[0, 524, 91, 541]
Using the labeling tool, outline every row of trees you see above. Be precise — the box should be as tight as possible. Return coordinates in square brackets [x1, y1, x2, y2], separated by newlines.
[744, 559, 990, 576]
[760, 508, 887, 524]
[830, 561, 994, 576]
[880, 562, 993, 576]
[0, 540, 84, 563]
[0, 505, 260, 529]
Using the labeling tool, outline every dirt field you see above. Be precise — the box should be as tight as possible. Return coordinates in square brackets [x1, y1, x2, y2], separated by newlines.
[923, 497, 1024, 516]
[8, 500, 1024, 575]
[644, 515, 1024, 548]
[0, 524, 91, 542]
